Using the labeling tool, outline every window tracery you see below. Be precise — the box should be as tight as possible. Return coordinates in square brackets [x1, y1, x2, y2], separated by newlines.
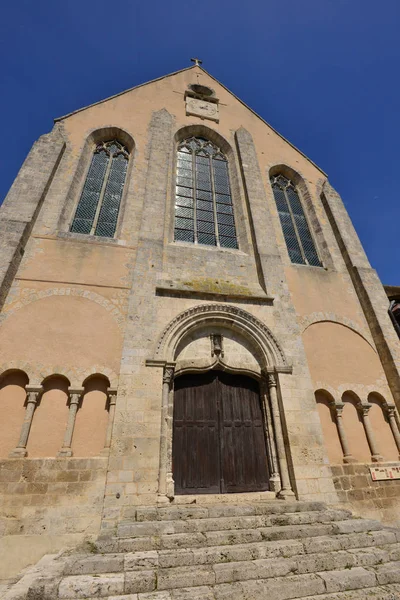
[270, 174, 321, 266]
[70, 140, 129, 238]
[174, 137, 238, 249]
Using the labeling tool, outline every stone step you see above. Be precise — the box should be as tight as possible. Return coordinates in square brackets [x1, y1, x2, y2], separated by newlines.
[117, 509, 351, 538]
[56, 562, 400, 599]
[103, 518, 385, 553]
[63, 538, 400, 575]
[133, 501, 328, 522]
[61, 585, 400, 600]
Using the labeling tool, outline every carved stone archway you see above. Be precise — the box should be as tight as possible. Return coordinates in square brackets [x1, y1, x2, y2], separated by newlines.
[147, 304, 295, 501]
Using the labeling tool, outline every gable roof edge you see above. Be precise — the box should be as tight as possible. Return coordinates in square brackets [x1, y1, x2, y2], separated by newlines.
[54, 65, 196, 122]
[54, 65, 327, 177]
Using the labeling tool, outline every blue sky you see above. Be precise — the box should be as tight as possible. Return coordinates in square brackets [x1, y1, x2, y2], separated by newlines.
[1, 0, 399, 283]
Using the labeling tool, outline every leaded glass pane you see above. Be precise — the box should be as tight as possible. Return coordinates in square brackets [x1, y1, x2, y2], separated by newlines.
[176, 196, 193, 208]
[71, 150, 109, 234]
[197, 179, 212, 192]
[177, 167, 192, 179]
[216, 203, 233, 214]
[198, 220, 215, 233]
[197, 199, 213, 211]
[217, 212, 235, 225]
[278, 211, 304, 264]
[272, 185, 288, 213]
[95, 152, 128, 237]
[175, 206, 194, 219]
[176, 186, 193, 198]
[218, 223, 236, 237]
[178, 150, 192, 160]
[177, 176, 192, 187]
[215, 194, 232, 205]
[219, 235, 238, 249]
[196, 190, 212, 201]
[197, 209, 214, 222]
[174, 136, 238, 249]
[198, 232, 216, 246]
[175, 228, 194, 242]
[175, 217, 193, 230]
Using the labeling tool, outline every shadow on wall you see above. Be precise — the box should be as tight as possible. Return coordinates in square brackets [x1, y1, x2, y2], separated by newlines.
[0, 370, 114, 458]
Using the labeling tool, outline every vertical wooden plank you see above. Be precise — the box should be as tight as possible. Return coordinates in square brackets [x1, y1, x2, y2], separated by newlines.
[172, 372, 220, 494]
[219, 372, 269, 493]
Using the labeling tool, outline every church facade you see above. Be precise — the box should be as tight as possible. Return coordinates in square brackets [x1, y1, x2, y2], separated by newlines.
[0, 64, 400, 577]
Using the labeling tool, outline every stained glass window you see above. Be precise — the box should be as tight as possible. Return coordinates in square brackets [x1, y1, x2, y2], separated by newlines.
[70, 140, 129, 238]
[174, 137, 238, 249]
[270, 175, 321, 266]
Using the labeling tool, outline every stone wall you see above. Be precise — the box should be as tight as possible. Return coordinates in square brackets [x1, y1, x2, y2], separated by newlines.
[0, 457, 107, 579]
[332, 463, 400, 525]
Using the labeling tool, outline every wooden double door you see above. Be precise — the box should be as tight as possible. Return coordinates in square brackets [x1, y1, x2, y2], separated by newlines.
[172, 370, 270, 494]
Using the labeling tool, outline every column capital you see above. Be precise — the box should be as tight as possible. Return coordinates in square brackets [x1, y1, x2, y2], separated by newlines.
[25, 385, 43, 403]
[267, 373, 277, 389]
[384, 403, 397, 417]
[333, 402, 345, 416]
[360, 403, 372, 417]
[68, 387, 84, 405]
[163, 364, 175, 385]
[107, 387, 118, 406]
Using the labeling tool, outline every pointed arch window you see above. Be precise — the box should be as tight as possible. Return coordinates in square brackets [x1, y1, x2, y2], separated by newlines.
[270, 174, 321, 266]
[174, 137, 238, 249]
[70, 140, 129, 238]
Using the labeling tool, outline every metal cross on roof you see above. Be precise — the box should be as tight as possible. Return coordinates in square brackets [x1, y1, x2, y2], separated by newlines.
[191, 57, 203, 66]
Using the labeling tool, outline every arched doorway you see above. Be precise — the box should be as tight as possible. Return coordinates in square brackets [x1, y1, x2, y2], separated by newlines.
[172, 370, 270, 494]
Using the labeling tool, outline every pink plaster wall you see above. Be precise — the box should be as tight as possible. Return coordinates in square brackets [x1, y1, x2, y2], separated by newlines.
[342, 393, 371, 463]
[368, 395, 399, 462]
[315, 391, 343, 465]
[72, 378, 109, 457]
[0, 371, 29, 458]
[27, 377, 69, 457]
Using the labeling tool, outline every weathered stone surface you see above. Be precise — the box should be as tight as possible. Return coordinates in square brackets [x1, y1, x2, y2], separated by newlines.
[318, 567, 377, 593]
[58, 573, 125, 598]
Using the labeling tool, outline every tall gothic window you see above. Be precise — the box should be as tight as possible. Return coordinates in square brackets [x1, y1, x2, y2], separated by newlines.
[70, 140, 129, 238]
[174, 137, 238, 249]
[270, 174, 321, 266]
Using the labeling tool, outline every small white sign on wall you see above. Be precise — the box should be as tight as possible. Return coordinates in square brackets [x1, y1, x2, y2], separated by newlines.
[370, 465, 400, 481]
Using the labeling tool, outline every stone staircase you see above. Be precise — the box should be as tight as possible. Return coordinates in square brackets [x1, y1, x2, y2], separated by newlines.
[4, 500, 400, 600]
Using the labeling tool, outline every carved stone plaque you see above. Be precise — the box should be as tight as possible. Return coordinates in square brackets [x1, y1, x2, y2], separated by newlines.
[186, 97, 219, 123]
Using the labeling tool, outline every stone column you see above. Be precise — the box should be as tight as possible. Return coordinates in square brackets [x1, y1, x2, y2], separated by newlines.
[58, 387, 84, 457]
[332, 402, 356, 463]
[260, 377, 280, 492]
[360, 403, 383, 462]
[102, 388, 118, 454]
[267, 373, 295, 498]
[9, 385, 42, 457]
[159, 364, 175, 497]
[384, 403, 400, 459]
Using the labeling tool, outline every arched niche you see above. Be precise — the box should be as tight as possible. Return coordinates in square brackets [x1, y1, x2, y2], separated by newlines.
[150, 303, 293, 499]
[341, 391, 371, 463]
[72, 374, 110, 457]
[368, 392, 398, 462]
[27, 375, 70, 457]
[153, 303, 289, 372]
[174, 324, 263, 380]
[0, 370, 29, 458]
[314, 389, 343, 465]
